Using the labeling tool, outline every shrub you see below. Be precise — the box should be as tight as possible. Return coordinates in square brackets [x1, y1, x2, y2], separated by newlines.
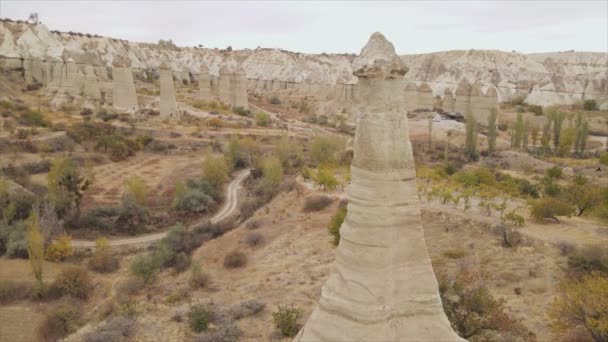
[245, 232, 264, 247]
[37, 301, 81, 342]
[202, 154, 229, 187]
[567, 245, 608, 277]
[328, 206, 347, 246]
[268, 96, 281, 105]
[173, 252, 192, 273]
[124, 175, 149, 206]
[194, 323, 243, 342]
[527, 104, 543, 116]
[530, 197, 574, 223]
[115, 277, 144, 299]
[80, 107, 93, 116]
[89, 237, 119, 273]
[84, 315, 136, 342]
[546, 166, 563, 179]
[54, 267, 94, 300]
[18, 110, 48, 127]
[223, 250, 247, 268]
[245, 220, 260, 230]
[313, 168, 339, 191]
[583, 99, 598, 111]
[232, 106, 250, 117]
[207, 117, 224, 130]
[272, 305, 301, 337]
[303, 195, 332, 212]
[0, 280, 33, 304]
[548, 273, 608, 341]
[555, 240, 576, 256]
[190, 262, 210, 289]
[188, 304, 211, 332]
[596, 152, 608, 166]
[309, 136, 345, 166]
[229, 299, 265, 319]
[439, 274, 533, 340]
[45, 233, 74, 261]
[130, 254, 158, 284]
[442, 248, 466, 259]
[115, 197, 149, 234]
[255, 111, 271, 126]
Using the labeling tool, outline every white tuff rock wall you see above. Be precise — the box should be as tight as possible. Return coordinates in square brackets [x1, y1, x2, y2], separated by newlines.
[0, 20, 604, 110]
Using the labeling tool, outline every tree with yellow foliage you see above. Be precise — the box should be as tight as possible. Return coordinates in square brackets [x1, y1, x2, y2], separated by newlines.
[26, 211, 44, 285]
[46, 233, 73, 261]
[124, 174, 149, 206]
[549, 273, 608, 341]
[202, 153, 229, 188]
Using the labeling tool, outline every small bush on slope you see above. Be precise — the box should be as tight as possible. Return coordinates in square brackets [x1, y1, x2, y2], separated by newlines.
[272, 305, 301, 337]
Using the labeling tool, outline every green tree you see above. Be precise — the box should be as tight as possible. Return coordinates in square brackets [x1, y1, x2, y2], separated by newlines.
[530, 126, 539, 149]
[309, 136, 345, 166]
[565, 175, 603, 216]
[552, 110, 566, 153]
[512, 112, 524, 149]
[549, 273, 608, 342]
[558, 127, 576, 157]
[487, 109, 497, 154]
[530, 197, 573, 223]
[464, 112, 478, 160]
[26, 210, 44, 285]
[583, 99, 598, 111]
[274, 135, 302, 170]
[541, 114, 552, 154]
[202, 153, 229, 188]
[574, 112, 589, 157]
[227, 136, 259, 168]
[260, 156, 284, 196]
[47, 157, 91, 218]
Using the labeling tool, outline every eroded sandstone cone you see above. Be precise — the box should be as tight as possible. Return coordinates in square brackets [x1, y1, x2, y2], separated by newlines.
[295, 32, 464, 342]
[159, 60, 178, 117]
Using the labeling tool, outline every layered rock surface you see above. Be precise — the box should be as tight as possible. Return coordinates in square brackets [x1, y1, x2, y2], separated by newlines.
[159, 61, 178, 117]
[296, 33, 463, 341]
[0, 20, 604, 107]
[111, 57, 138, 111]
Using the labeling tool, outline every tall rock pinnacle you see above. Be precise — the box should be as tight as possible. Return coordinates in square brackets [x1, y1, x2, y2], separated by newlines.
[295, 33, 464, 342]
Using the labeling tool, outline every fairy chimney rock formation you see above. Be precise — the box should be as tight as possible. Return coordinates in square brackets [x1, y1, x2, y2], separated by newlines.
[159, 61, 178, 117]
[296, 32, 464, 342]
[111, 56, 138, 112]
[199, 64, 211, 101]
[218, 65, 232, 105]
[233, 66, 249, 110]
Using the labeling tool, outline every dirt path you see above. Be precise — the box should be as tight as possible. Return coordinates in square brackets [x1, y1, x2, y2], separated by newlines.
[72, 169, 250, 248]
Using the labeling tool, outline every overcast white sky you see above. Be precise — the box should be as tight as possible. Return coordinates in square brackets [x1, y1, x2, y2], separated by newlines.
[1, 1, 606, 54]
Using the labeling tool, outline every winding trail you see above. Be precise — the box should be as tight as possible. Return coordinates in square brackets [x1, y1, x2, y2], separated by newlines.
[72, 169, 250, 248]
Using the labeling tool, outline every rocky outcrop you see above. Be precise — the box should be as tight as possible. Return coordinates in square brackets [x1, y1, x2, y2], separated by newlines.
[199, 64, 211, 101]
[296, 32, 463, 342]
[218, 65, 232, 105]
[83, 64, 101, 102]
[159, 61, 178, 117]
[111, 57, 138, 112]
[216, 65, 248, 109]
[0, 20, 605, 109]
[233, 67, 249, 109]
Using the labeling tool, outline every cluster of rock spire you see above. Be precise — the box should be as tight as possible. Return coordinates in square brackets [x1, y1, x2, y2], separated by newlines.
[295, 33, 463, 341]
[14, 54, 249, 116]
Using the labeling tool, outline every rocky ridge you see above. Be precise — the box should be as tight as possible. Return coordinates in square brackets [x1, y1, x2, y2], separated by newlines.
[0, 19, 606, 107]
